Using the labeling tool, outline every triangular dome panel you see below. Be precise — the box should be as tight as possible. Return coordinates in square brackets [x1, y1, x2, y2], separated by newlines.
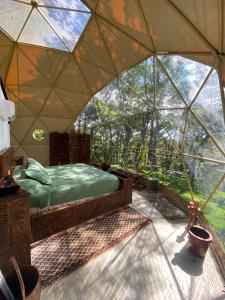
[41, 89, 72, 118]
[40, 117, 73, 133]
[17, 48, 50, 87]
[184, 112, 225, 162]
[0, 45, 13, 79]
[19, 8, 67, 51]
[0, 0, 31, 40]
[171, 0, 220, 50]
[14, 99, 34, 117]
[185, 158, 225, 203]
[140, 0, 210, 52]
[97, 17, 151, 74]
[39, 7, 90, 51]
[191, 70, 225, 152]
[5, 48, 18, 86]
[11, 117, 34, 142]
[157, 109, 187, 150]
[56, 89, 90, 118]
[158, 55, 211, 104]
[76, 56, 115, 94]
[120, 57, 154, 105]
[74, 16, 115, 74]
[155, 59, 186, 108]
[55, 56, 89, 94]
[19, 44, 69, 85]
[97, 0, 154, 50]
[18, 86, 50, 115]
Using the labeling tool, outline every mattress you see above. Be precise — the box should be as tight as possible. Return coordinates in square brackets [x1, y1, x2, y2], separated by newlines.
[13, 163, 120, 209]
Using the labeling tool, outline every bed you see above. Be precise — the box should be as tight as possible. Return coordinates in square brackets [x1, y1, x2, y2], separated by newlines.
[13, 160, 132, 242]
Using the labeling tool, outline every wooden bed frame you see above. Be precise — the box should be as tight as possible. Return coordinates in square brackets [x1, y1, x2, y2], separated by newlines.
[30, 175, 132, 242]
[0, 148, 132, 242]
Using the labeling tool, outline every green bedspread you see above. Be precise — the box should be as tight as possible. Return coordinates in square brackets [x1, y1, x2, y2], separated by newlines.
[13, 163, 120, 209]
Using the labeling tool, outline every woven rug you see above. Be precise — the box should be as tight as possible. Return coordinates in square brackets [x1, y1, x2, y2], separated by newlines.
[31, 206, 151, 288]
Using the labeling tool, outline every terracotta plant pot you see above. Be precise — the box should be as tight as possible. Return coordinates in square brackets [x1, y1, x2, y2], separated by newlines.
[188, 225, 212, 257]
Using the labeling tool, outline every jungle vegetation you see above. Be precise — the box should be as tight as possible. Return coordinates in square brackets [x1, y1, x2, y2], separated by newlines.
[75, 55, 225, 251]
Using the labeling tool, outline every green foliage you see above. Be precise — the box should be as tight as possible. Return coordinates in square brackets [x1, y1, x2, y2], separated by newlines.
[33, 129, 45, 141]
[75, 55, 225, 252]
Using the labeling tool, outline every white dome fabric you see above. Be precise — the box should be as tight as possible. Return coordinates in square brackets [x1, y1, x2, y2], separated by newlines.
[0, 0, 225, 164]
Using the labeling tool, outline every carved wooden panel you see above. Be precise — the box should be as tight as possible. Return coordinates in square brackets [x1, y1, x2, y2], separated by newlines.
[49, 132, 70, 166]
[0, 189, 31, 275]
[69, 133, 90, 164]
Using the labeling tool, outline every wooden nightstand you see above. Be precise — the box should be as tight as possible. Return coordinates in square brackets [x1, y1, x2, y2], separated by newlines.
[0, 189, 31, 276]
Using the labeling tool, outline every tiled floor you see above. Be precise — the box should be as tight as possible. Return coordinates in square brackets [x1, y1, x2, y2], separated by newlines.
[41, 189, 225, 300]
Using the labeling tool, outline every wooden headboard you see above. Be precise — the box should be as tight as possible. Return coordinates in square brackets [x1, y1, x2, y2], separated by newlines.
[0, 147, 15, 178]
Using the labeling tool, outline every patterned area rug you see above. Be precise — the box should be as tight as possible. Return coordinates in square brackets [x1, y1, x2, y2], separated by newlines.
[31, 206, 151, 288]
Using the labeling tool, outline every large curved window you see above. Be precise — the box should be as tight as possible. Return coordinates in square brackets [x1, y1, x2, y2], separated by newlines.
[75, 55, 225, 251]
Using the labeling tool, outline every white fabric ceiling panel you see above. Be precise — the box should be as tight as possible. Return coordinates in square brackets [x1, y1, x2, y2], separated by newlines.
[97, 17, 151, 74]
[0, 45, 13, 79]
[17, 86, 51, 115]
[171, 0, 220, 51]
[41, 89, 73, 118]
[40, 117, 73, 133]
[11, 117, 35, 143]
[74, 16, 116, 74]
[5, 49, 18, 86]
[55, 55, 90, 94]
[140, 0, 211, 53]
[76, 56, 115, 94]
[19, 45, 69, 86]
[56, 89, 90, 119]
[96, 0, 154, 50]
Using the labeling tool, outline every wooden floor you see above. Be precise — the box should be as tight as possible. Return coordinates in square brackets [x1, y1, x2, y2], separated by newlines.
[41, 189, 225, 300]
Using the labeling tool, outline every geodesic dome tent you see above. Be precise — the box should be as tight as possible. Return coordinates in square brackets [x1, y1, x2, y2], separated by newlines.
[0, 1, 225, 251]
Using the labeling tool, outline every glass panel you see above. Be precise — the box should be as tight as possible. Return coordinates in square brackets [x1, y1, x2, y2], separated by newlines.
[119, 58, 153, 107]
[185, 158, 225, 203]
[90, 110, 185, 171]
[205, 178, 225, 252]
[117, 81, 149, 114]
[184, 112, 225, 162]
[155, 59, 186, 108]
[144, 155, 191, 198]
[192, 70, 225, 152]
[37, 0, 90, 11]
[77, 98, 100, 126]
[94, 79, 149, 116]
[157, 109, 187, 150]
[19, 8, 67, 51]
[39, 7, 90, 51]
[95, 98, 121, 123]
[158, 55, 211, 104]
[0, 0, 31, 40]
